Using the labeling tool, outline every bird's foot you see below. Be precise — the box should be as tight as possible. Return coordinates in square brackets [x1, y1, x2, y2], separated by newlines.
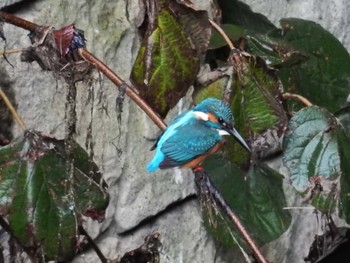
[192, 166, 205, 172]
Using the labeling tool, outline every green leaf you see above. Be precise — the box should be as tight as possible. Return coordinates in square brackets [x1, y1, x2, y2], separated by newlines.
[0, 131, 109, 261]
[53, 141, 109, 216]
[217, 0, 276, 34]
[283, 106, 350, 219]
[169, 2, 211, 54]
[245, 35, 283, 65]
[246, 34, 309, 68]
[336, 107, 350, 223]
[202, 155, 291, 248]
[335, 106, 350, 135]
[232, 60, 286, 134]
[309, 183, 337, 215]
[193, 76, 230, 103]
[283, 106, 342, 193]
[193, 57, 287, 166]
[271, 18, 350, 112]
[131, 6, 199, 117]
[209, 24, 244, 49]
[229, 58, 287, 165]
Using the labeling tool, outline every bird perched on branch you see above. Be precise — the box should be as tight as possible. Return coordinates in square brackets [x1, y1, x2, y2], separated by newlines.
[147, 98, 250, 172]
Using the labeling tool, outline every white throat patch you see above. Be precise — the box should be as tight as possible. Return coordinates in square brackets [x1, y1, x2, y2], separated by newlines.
[218, 129, 230, 136]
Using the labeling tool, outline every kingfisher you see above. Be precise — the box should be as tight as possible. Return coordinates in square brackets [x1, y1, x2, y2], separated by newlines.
[146, 98, 251, 172]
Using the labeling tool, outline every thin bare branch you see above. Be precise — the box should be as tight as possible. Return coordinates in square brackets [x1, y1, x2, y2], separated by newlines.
[77, 48, 167, 131]
[194, 170, 270, 263]
[0, 48, 25, 55]
[283, 207, 315, 210]
[282, 92, 313, 107]
[208, 19, 235, 50]
[0, 88, 26, 130]
[78, 226, 107, 263]
[0, 11, 39, 31]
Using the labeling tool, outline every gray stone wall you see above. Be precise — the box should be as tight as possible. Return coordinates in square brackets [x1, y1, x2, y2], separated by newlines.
[241, 0, 350, 50]
[0, 0, 349, 262]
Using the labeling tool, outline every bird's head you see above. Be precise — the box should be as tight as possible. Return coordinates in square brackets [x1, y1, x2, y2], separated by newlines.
[193, 98, 251, 152]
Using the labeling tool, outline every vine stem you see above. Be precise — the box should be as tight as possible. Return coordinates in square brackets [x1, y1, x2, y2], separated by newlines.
[78, 226, 107, 263]
[194, 169, 270, 263]
[0, 11, 38, 31]
[77, 48, 167, 131]
[282, 92, 313, 107]
[0, 88, 26, 130]
[208, 19, 235, 50]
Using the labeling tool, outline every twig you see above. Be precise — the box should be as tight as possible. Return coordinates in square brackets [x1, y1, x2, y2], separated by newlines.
[208, 19, 234, 50]
[0, 48, 25, 55]
[0, 88, 26, 130]
[0, 243, 4, 263]
[78, 226, 107, 263]
[215, 205, 252, 263]
[283, 207, 315, 210]
[0, 11, 166, 130]
[194, 170, 269, 263]
[282, 92, 313, 107]
[77, 48, 167, 131]
[0, 11, 38, 31]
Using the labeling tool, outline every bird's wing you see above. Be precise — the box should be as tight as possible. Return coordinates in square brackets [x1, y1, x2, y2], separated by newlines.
[159, 122, 221, 168]
[149, 111, 190, 151]
[149, 131, 163, 151]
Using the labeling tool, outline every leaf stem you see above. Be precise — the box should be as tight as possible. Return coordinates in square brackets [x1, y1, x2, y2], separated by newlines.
[0, 88, 26, 130]
[282, 92, 313, 107]
[208, 19, 234, 50]
[77, 48, 167, 131]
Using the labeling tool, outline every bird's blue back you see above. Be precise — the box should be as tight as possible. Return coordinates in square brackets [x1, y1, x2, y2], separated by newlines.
[147, 98, 235, 171]
[147, 109, 222, 171]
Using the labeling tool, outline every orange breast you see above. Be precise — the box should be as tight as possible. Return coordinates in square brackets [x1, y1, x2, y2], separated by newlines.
[181, 142, 223, 169]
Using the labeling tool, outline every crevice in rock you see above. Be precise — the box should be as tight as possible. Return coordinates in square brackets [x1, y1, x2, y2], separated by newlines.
[119, 193, 198, 236]
[1, 0, 39, 13]
[0, 65, 15, 146]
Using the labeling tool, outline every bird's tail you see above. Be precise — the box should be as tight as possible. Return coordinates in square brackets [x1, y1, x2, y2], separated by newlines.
[146, 162, 158, 172]
[146, 150, 165, 172]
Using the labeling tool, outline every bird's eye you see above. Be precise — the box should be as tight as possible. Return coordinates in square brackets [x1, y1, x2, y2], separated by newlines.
[218, 117, 225, 125]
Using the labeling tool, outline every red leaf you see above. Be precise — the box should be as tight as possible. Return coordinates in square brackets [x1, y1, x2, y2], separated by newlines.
[53, 24, 75, 57]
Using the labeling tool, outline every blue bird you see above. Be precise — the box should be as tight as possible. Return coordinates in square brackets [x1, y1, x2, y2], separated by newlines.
[146, 98, 251, 172]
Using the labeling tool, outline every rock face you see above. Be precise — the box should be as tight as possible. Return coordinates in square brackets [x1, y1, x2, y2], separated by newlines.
[240, 0, 350, 50]
[0, 0, 21, 9]
[0, 0, 349, 262]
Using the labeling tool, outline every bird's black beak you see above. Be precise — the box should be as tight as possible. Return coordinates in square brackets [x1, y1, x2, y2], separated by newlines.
[227, 126, 251, 152]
